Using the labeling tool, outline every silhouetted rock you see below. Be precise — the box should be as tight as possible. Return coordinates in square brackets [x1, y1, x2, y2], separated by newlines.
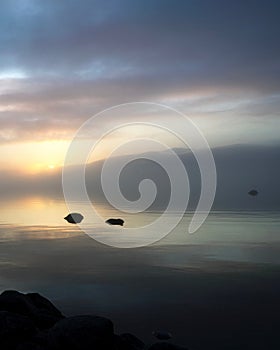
[153, 330, 172, 340]
[248, 189, 258, 196]
[0, 311, 37, 348]
[148, 342, 189, 350]
[49, 315, 114, 350]
[0, 290, 189, 350]
[0, 290, 64, 329]
[121, 333, 145, 349]
[105, 218, 124, 226]
[64, 213, 84, 224]
[17, 330, 54, 350]
[16, 340, 49, 350]
[114, 333, 145, 350]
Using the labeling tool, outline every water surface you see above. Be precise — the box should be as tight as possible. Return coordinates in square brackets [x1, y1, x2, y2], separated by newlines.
[0, 196, 279, 349]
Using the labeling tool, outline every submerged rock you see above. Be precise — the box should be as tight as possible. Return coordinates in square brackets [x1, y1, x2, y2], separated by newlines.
[248, 189, 258, 196]
[153, 330, 172, 340]
[64, 213, 84, 224]
[105, 218, 124, 226]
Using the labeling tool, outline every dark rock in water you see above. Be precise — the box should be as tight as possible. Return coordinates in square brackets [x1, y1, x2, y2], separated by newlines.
[49, 315, 114, 350]
[148, 342, 189, 350]
[0, 290, 64, 330]
[105, 218, 124, 226]
[0, 311, 37, 348]
[248, 189, 258, 196]
[153, 330, 172, 340]
[64, 213, 84, 224]
[114, 333, 145, 350]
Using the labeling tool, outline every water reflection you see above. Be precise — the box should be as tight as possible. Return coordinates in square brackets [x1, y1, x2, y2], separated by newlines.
[0, 195, 158, 228]
[1, 196, 280, 248]
[0, 196, 280, 348]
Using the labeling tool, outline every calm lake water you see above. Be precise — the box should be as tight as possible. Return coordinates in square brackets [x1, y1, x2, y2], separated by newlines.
[0, 196, 280, 349]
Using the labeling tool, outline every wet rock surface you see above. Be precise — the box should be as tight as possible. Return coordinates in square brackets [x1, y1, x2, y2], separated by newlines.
[0, 290, 189, 350]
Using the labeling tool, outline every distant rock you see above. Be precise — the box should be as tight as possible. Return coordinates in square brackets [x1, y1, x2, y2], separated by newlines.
[0, 290, 64, 329]
[64, 213, 84, 224]
[153, 330, 172, 340]
[148, 342, 189, 350]
[248, 189, 258, 196]
[105, 218, 124, 226]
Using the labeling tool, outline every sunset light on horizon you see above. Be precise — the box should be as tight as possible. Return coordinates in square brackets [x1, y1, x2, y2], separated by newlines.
[0, 2, 279, 349]
[0, 0, 279, 178]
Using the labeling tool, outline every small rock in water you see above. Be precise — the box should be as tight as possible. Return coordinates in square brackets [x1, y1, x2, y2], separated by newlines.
[248, 189, 258, 196]
[105, 218, 124, 226]
[152, 330, 172, 340]
[64, 213, 84, 224]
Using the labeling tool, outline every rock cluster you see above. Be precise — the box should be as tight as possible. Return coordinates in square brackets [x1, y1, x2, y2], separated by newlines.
[0, 290, 189, 350]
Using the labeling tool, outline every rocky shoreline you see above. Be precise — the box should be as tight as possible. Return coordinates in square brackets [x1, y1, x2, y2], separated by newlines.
[0, 290, 188, 350]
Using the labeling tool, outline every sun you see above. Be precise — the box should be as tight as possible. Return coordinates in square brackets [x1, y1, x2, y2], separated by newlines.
[48, 164, 55, 170]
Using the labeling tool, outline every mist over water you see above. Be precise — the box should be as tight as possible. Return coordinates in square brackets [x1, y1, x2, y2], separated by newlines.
[0, 143, 279, 348]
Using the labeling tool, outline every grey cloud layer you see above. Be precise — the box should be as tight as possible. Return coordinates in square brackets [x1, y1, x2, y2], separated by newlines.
[0, 0, 279, 142]
[0, 0, 278, 82]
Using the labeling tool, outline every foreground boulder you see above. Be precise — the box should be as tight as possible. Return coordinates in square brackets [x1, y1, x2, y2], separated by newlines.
[0, 290, 64, 329]
[114, 333, 145, 350]
[0, 290, 190, 350]
[48, 315, 114, 350]
[148, 342, 189, 350]
[0, 311, 37, 348]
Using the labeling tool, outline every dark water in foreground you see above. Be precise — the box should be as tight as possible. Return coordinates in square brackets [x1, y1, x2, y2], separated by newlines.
[0, 197, 280, 349]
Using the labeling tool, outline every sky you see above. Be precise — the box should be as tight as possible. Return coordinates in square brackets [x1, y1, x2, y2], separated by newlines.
[0, 0, 280, 174]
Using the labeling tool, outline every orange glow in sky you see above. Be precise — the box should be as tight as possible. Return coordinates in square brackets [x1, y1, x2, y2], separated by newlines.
[0, 140, 70, 174]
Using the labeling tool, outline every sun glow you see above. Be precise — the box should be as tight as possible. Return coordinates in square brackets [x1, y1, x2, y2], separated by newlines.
[0, 140, 70, 174]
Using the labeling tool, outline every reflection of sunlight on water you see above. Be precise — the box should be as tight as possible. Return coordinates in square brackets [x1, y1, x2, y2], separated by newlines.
[0, 195, 162, 228]
[0, 224, 83, 241]
[0, 196, 280, 249]
[0, 196, 69, 226]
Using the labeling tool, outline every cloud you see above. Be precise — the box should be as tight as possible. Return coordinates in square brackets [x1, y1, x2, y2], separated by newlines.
[0, 0, 279, 84]
[0, 0, 279, 144]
